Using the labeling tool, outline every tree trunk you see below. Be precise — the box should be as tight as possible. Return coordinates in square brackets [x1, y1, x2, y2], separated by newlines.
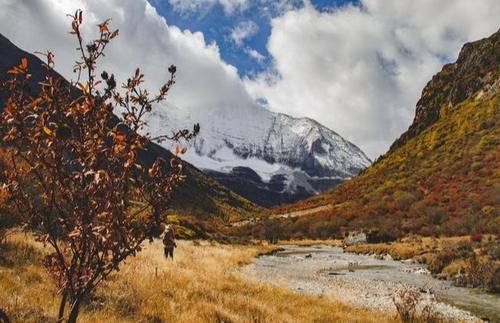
[0, 308, 11, 323]
[57, 290, 68, 322]
[67, 297, 81, 323]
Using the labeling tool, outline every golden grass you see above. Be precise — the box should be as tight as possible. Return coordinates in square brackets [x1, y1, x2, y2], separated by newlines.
[346, 237, 441, 261]
[345, 236, 494, 262]
[0, 232, 398, 323]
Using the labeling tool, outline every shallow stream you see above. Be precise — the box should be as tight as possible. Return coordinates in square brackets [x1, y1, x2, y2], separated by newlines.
[242, 245, 499, 322]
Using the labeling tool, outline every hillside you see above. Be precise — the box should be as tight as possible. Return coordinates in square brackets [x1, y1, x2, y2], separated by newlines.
[0, 33, 261, 237]
[250, 30, 500, 240]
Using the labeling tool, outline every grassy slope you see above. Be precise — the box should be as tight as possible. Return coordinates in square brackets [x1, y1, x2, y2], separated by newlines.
[260, 31, 500, 240]
[0, 232, 397, 323]
[262, 91, 499, 239]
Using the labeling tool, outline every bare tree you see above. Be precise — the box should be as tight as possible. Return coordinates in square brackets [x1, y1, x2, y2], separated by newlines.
[0, 10, 198, 322]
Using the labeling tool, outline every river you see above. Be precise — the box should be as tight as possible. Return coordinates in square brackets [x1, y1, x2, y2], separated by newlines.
[241, 245, 500, 322]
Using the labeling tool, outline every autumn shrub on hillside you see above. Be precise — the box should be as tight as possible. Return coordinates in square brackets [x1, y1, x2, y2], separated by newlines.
[424, 238, 500, 292]
[0, 10, 198, 322]
[259, 93, 499, 241]
[428, 240, 473, 274]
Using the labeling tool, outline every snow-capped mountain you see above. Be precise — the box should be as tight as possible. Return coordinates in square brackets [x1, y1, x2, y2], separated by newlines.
[147, 104, 371, 207]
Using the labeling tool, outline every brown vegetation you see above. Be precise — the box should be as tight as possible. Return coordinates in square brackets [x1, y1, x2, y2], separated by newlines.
[0, 232, 399, 323]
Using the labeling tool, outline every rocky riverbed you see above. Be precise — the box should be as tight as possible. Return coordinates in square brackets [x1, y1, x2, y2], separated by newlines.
[241, 245, 500, 322]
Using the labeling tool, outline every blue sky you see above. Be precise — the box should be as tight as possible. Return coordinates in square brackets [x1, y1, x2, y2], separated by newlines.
[151, 0, 357, 77]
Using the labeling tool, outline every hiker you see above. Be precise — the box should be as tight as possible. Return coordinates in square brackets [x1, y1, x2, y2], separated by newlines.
[162, 224, 177, 260]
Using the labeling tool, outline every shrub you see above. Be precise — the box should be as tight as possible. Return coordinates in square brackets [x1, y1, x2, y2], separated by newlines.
[483, 263, 500, 293]
[452, 240, 475, 258]
[366, 229, 398, 243]
[263, 220, 282, 244]
[456, 255, 500, 291]
[0, 167, 17, 244]
[471, 162, 483, 172]
[392, 286, 419, 323]
[393, 190, 417, 211]
[0, 212, 16, 245]
[392, 286, 441, 323]
[0, 308, 10, 323]
[483, 239, 500, 261]
[0, 11, 198, 323]
[428, 251, 455, 274]
[469, 232, 482, 242]
[429, 241, 473, 274]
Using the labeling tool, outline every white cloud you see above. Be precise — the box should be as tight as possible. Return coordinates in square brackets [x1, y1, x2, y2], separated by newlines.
[245, 0, 500, 158]
[0, 0, 256, 119]
[230, 20, 258, 46]
[245, 48, 265, 63]
[0, 0, 498, 160]
[168, 0, 248, 15]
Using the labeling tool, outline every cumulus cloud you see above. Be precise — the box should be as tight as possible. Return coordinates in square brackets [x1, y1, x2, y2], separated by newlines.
[0, 0, 498, 160]
[245, 0, 500, 158]
[230, 20, 258, 46]
[168, 0, 248, 15]
[0, 0, 256, 119]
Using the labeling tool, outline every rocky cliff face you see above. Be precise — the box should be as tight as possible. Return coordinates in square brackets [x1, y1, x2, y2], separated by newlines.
[391, 29, 500, 151]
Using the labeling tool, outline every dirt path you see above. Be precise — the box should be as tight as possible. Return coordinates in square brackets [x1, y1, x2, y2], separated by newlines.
[232, 204, 333, 227]
[269, 204, 334, 219]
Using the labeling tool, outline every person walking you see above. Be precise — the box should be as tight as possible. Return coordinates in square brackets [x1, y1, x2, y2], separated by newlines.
[162, 224, 177, 260]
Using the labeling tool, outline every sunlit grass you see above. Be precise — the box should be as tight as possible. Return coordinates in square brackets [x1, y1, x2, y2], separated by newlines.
[1, 232, 398, 322]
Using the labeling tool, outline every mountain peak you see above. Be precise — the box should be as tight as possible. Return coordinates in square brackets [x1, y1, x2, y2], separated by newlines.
[147, 99, 371, 206]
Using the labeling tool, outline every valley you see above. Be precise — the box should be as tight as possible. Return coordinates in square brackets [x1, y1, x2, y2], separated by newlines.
[0, 2, 499, 323]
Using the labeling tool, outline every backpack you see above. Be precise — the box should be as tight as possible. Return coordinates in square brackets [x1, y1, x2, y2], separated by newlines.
[162, 227, 175, 246]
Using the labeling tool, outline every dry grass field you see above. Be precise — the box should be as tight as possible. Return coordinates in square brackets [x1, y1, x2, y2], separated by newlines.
[0, 232, 398, 323]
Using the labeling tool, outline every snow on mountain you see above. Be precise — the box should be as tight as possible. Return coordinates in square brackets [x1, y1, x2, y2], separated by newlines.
[146, 103, 371, 206]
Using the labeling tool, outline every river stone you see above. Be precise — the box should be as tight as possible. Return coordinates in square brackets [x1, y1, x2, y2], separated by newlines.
[343, 231, 367, 246]
[382, 254, 393, 261]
